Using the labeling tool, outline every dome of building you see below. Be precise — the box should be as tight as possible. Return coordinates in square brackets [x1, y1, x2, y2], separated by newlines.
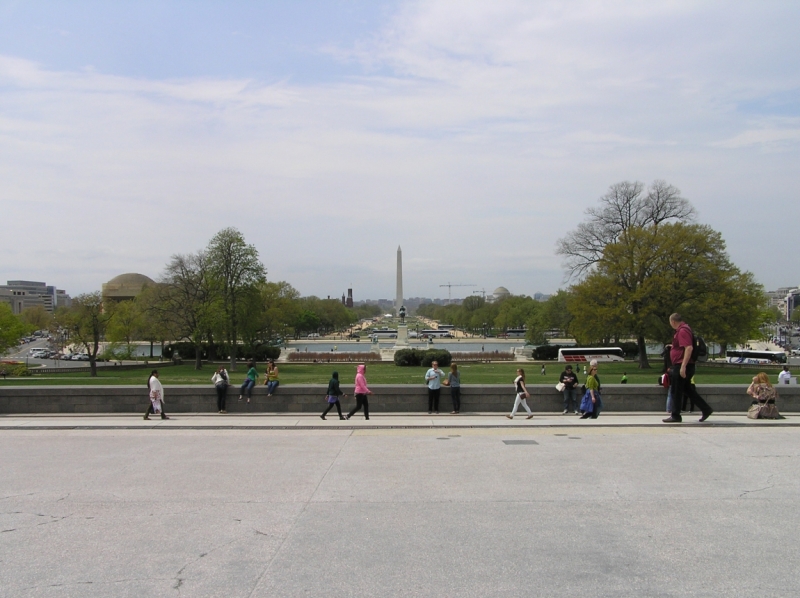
[102, 273, 155, 301]
[493, 286, 511, 300]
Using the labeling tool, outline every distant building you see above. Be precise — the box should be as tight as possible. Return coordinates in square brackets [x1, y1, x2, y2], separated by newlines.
[492, 287, 511, 302]
[101, 273, 155, 302]
[0, 280, 70, 314]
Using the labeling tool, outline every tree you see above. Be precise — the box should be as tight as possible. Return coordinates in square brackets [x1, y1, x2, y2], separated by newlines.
[0, 303, 28, 354]
[106, 300, 144, 357]
[56, 292, 113, 376]
[567, 222, 763, 368]
[206, 228, 267, 370]
[557, 180, 695, 279]
[151, 251, 219, 369]
[20, 305, 53, 331]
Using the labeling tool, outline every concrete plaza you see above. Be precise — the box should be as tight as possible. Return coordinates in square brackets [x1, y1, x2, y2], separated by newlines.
[1, 415, 798, 597]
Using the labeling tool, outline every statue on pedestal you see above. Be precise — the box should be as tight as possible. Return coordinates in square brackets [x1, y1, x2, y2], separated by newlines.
[399, 305, 406, 324]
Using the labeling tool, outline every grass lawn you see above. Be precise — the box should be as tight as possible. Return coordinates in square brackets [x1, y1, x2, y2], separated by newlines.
[1, 361, 785, 386]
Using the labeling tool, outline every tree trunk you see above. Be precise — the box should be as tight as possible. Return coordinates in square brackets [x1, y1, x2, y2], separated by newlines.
[637, 335, 650, 369]
[149, 341, 154, 358]
[720, 342, 728, 359]
[229, 332, 237, 371]
[194, 345, 203, 371]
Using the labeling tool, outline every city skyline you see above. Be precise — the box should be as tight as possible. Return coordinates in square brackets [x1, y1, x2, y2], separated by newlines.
[1, 2, 798, 298]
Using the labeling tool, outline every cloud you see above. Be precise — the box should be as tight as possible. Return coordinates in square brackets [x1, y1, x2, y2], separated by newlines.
[0, 0, 798, 298]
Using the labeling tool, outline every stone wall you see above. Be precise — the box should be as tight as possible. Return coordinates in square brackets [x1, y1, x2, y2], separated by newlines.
[1, 384, 799, 414]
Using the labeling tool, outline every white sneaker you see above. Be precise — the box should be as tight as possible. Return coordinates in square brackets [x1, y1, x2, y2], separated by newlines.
[562, 409, 569, 414]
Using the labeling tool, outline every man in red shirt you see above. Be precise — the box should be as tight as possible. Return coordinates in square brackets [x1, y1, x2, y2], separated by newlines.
[663, 313, 714, 423]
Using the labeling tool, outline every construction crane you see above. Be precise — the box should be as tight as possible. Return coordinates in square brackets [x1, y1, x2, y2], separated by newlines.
[439, 282, 476, 303]
[472, 288, 487, 299]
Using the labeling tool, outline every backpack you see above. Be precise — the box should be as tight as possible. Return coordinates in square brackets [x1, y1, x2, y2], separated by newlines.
[692, 334, 708, 362]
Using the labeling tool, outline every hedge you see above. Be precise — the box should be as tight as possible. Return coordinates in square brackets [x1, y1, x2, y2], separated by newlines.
[394, 348, 452, 367]
[163, 342, 280, 362]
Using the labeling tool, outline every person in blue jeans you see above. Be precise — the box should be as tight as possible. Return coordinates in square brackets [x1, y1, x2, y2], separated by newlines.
[265, 360, 279, 395]
[239, 360, 258, 403]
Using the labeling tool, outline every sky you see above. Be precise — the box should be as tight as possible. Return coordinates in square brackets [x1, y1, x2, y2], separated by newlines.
[1, 0, 798, 301]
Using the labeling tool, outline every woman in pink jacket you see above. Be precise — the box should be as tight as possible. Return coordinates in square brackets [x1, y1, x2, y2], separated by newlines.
[345, 363, 372, 420]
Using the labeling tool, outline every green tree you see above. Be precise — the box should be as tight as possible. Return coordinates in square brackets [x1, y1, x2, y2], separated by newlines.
[106, 300, 144, 357]
[206, 228, 267, 370]
[567, 222, 762, 368]
[56, 292, 113, 376]
[0, 303, 28, 354]
[20, 305, 53, 331]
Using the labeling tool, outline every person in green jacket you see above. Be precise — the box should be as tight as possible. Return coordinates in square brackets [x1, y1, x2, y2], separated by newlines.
[238, 360, 258, 403]
[320, 371, 347, 420]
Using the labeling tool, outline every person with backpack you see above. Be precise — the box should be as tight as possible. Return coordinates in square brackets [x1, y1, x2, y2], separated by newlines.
[663, 313, 713, 423]
[211, 366, 229, 413]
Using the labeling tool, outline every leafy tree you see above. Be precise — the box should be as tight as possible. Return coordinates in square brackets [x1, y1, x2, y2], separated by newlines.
[557, 180, 695, 278]
[106, 300, 144, 356]
[540, 291, 574, 337]
[567, 222, 762, 368]
[791, 309, 800, 325]
[0, 303, 28, 354]
[206, 228, 267, 370]
[20, 305, 53, 331]
[56, 292, 113, 376]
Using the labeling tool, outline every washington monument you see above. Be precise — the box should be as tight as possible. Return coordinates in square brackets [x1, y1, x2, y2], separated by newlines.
[395, 245, 403, 315]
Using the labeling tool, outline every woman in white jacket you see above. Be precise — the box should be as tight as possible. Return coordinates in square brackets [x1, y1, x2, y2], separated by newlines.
[211, 366, 229, 414]
[144, 370, 169, 420]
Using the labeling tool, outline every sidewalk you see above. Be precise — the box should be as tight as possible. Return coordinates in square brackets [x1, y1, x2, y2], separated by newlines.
[0, 412, 796, 429]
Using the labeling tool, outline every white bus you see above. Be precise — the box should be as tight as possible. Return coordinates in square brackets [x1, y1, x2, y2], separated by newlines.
[557, 347, 625, 363]
[371, 328, 398, 339]
[727, 350, 786, 364]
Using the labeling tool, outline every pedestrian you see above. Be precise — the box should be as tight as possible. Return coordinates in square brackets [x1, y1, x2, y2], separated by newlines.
[579, 363, 602, 419]
[506, 368, 533, 420]
[211, 366, 229, 413]
[144, 369, 169, 420]
[663, 313, 714, 423]
[265, 360, 280, 396]
[0, 368, 6, 380]
[559, 364, 579, 414]
[778, 365, 791, 385]
[425, 360, 445, 414]
[620, 372, 628, 384]
[321, 371, 346, 420]
[239, 360, 258, 403]
[345, 363, 372, 420]
[447, 363, 461, 414]
[541, 364, 546, 375]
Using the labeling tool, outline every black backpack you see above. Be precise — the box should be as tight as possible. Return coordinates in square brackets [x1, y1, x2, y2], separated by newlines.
[692, 334, 708, 362]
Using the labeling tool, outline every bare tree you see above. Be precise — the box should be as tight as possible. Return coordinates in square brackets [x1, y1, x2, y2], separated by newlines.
[151, 251, 218, 370]
[557, 180, 695, 279]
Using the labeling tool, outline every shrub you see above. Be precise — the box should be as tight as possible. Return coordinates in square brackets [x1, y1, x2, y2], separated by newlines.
[420, 349, 451, 367]
[9, 365, 31, 377]
[393, 349, 452, 367]
[288, 352, 380, 362]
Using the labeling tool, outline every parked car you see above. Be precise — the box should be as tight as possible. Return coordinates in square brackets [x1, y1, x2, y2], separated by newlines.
[74, 354, 90, 361]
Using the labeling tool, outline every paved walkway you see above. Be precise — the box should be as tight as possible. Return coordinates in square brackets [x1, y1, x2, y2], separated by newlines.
[0, 412, 796, 429]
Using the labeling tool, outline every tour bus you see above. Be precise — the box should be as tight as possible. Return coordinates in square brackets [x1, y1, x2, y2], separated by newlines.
[371, 328, 398, 339]
[437, 324, 455, 331]
[726, 350, 787, 365]
[420, 329, 452, 338]
[557, 347, 625, 363]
